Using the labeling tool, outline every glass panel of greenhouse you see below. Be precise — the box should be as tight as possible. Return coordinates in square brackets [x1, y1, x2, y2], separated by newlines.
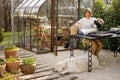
[14, 0, 93, 54]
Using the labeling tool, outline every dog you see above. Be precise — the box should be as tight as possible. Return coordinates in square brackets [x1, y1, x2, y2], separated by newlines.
[54, 54, 100, 74]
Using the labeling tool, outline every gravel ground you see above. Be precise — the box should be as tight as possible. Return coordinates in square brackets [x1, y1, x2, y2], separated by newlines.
[35, 49, 120, 80]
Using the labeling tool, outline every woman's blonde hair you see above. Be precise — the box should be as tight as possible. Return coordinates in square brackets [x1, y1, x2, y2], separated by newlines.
[84, 8, 92, 17]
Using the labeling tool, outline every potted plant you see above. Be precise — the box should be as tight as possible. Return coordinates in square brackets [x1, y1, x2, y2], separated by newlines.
[20, 58, 36, 75]
[5, 57, 20, 72]
[4, 43, 19, 58]
[2, 72, 19, 80]
[0, 58, 5, 74]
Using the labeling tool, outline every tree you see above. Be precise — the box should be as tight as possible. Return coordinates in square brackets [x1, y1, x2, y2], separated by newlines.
[93, 0, 105, 18]
[110, 0, 120, 27]
[0, 0, 23, 32]
[2, 0, 11, 32]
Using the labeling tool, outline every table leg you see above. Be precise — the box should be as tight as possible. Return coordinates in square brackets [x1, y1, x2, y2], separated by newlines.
[70, 37, 74, 58]
[88, 40, 92, 72]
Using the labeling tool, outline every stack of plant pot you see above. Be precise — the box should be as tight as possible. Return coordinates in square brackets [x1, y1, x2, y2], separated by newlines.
[0, 44, 36, 80]
[1, 45, 20, 80]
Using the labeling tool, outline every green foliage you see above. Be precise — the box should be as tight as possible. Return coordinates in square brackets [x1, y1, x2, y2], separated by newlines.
[4, 42, 18, 50]
[94, 0, 105, 18]
[93, 0, 120, 50]
[0, 72, 18, 80]
[0, 58, 5, 65]
[6, 57, 19, 62]
[62, 36, 69, 41]
[110, 0, 120, 27]
[0, 78, 15, 80]
[22, 58, 35, 65]
[0, 28, 3, 43]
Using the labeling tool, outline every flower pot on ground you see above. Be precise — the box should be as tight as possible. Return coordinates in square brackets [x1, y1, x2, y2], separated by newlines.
[5, 57, 20, 72]
[0, 58, 6, 74]
[4, 44, 19, 59]
[20, 58, 36, 75]
[2, 72, 19, 80]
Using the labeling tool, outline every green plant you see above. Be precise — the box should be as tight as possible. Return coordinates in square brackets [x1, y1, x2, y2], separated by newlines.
[1, 72, 19, 80]
[0, 58, 5, 66]
[4, 42, 18, 50]
[0, 78, 15, 80]
[62, 36, 69, 41]
[6, 57, 19, 62]
[58, 27, 63, 35]
[22, 58, 35, 65]
[93, 0, 120, 50]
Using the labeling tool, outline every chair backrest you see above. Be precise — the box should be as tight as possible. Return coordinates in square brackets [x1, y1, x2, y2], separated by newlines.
[70, 26, 78, 35]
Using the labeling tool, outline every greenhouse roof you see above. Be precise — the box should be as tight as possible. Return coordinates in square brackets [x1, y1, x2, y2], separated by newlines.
[15, 0, 46, 16]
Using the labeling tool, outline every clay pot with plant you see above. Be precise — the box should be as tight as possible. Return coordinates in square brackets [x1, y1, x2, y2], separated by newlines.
[2, 72, 19, 80]
[20, 58, 36, 75]
[5, 57, 20, 72]
[0, 58, 6, 74]
[4, 43, 19, 59]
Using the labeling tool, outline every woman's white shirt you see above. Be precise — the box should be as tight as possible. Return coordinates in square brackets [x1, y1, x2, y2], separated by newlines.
[78, 17, 98, 35]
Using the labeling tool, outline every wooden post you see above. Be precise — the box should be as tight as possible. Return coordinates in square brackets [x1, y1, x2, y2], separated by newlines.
[78, 0, 81, 20]
[92, 0, 95, 16]
[51, 0, 57, 55]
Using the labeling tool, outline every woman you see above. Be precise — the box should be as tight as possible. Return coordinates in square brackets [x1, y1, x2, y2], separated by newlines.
[74, 8, 103, 57]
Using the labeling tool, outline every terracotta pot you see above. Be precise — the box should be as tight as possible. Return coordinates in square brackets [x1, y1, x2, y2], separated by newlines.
[3, 74, 19, 80]
[4, 49, 19, 59]
[20, 64, 36, 75]
[0, 64, 6, 74]
[6, 61, 20, 72]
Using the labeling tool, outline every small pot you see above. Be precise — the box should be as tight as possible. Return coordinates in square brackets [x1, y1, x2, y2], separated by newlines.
[20, 64, 36, 75]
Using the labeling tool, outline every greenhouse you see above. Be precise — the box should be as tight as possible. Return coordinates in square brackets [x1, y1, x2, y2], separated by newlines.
[14, 0, 94, 54]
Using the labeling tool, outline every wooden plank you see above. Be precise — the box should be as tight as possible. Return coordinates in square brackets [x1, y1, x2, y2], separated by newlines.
[20, 70, 55, 80]
[30, 73, 61, 80]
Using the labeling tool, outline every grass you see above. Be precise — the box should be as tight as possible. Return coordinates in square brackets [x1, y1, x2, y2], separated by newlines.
[0, 32, 18, 47]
